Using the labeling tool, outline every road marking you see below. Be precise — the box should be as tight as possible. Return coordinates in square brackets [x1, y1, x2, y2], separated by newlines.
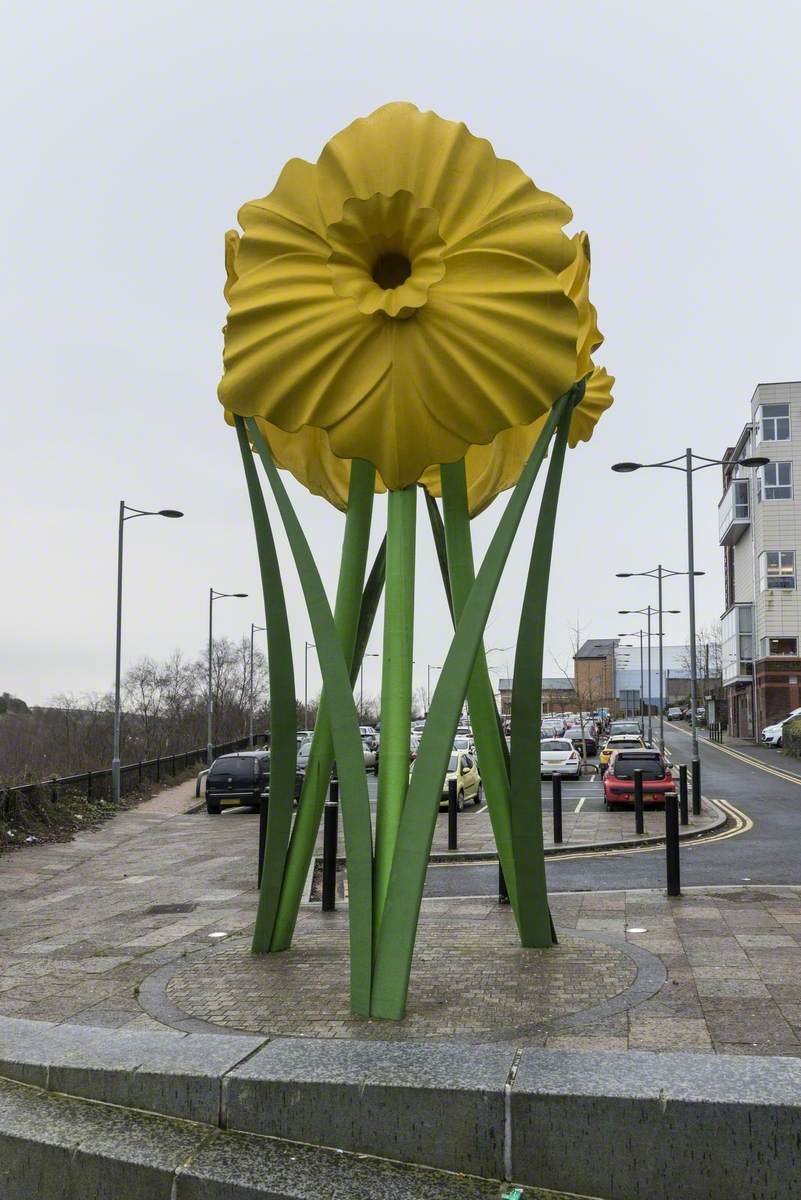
[574, 798, 585, 814]
[672, 723, 801, 787]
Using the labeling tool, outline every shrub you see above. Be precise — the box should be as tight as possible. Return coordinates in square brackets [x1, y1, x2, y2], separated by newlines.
[782, 717, 801, 758]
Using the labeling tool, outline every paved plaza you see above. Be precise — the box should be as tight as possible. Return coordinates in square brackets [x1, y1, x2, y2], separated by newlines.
[0, 777, 798, 1056]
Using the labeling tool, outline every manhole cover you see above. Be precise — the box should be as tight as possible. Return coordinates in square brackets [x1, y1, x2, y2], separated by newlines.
[147, 903, 196, 915]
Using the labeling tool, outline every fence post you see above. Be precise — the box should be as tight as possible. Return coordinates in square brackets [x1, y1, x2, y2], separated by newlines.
[498, 861, 509, 905]
[50, 778, 58, 805]
[156, 756, 161, 783]
[86, 771, 93, 801]
[666, 792, 681, 896]
[691, 757, 701, 817]
[138, 761, 143, 786]
[552, 773, 563, 844]
[171, 754, 176, 776]
[678, 764, 689, 825]
[322, 780, 339, 911]
[447, 777, 458, 851]
[634, 768, 644, 835]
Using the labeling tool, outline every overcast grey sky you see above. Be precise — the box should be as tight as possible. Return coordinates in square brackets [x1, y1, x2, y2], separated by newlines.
[2, 0, 800, 708]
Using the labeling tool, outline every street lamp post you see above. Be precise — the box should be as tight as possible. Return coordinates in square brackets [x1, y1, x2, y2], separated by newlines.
[249, 622, 267, 747]
[112, 502, 183, 804]
[426, 664, 442, 714]
[618, 631, 645, 722]
[208, 589, 248, 764]
[612, 450, 768, 768]
[359, 651, 380, 717]
[303, 641, 316, 732]
[618, 566, 700, 751]
[619, 606, 679, 744]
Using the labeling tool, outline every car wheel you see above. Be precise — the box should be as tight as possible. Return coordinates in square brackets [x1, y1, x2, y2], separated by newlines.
[206, 801, 221, 815]
[475, 783, 483, 806]
[457, 791, 464, 812]
[778, 738, 783, 748]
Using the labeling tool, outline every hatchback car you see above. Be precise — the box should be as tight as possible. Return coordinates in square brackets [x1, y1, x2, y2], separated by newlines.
[603, 748, 677, 810]
[205, 751, 269, 815]
[540, 738, 582, 779]
[562, 727, 598, 757]
[599, 733, 646, 773]
[439, 749, 482, 809]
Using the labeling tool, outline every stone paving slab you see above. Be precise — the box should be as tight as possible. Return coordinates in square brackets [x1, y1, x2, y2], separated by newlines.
[0, 775, 794, 1057]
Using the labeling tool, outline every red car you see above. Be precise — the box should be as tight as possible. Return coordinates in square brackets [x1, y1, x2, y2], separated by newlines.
[603, 748, 677, 810]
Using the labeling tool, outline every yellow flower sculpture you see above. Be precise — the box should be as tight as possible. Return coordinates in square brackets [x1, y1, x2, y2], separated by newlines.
[420, 232, 612, 515]
[219, 102, 580, 490]
[224, 231, 385, 512]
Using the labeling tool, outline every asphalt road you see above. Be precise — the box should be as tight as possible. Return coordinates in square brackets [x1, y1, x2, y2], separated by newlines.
[424, 724, 801, 896]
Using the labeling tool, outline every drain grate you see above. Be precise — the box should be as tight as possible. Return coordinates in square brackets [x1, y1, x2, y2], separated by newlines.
[147, 903, 196, 915]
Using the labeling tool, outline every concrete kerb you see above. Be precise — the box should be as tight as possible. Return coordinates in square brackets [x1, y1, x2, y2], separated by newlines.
[1, 1014, 801, 1197]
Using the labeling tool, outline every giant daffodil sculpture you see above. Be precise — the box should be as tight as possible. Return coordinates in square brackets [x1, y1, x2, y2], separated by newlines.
[219, 102, 614, 1020]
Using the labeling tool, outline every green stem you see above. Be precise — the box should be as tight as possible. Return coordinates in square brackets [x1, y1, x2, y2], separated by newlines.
[370, 387, 578, 1019]
[373, 486, 416, 938]
[247, 418, 375, 1016]
[510, 399, 574, 947]
[235, 418, 297, 953]
[438, 463, 520, 924]
[269, 489, 380, 954]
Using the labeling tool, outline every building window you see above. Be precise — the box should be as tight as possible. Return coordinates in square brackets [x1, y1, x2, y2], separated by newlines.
[760, 636, 798, 657]
[760, 550, 796, 590]
[761, 461, 792, 500]
[757, 403, 791, 442]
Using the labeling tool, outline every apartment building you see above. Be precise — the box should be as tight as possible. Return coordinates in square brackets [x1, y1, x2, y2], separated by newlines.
[720, 381, 801, 737]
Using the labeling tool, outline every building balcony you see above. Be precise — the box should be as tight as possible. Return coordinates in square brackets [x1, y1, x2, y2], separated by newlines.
[718, 479, 750, 546]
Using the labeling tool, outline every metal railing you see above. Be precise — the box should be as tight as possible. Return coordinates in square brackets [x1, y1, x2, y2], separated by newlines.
[0, 732, 270, 814]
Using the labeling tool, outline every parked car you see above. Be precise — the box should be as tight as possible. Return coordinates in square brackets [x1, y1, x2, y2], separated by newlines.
[539, 738, 582, 779]
[452, 733, 474, 754]
[610, 720, 643, 737]
[205, 751, 269, 815]
[599, 733, 646, 773]
[761, 706, 801, 747]
[603, 748, 677, 810]
[410, 733, 420, 761]
[362, 737, 378, 772]
[439, 749, 482, 809]
[666, 707, 684, 722]
[297, 737, 313, 772]
[563, 727, 598, 757]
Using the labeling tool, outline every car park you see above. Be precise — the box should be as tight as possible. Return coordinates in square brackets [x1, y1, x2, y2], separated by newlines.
[603, 747, 677, 810]
[205, 751, 269, 815]
[599, 733, 646, 773]
[540, 738, 582, 779]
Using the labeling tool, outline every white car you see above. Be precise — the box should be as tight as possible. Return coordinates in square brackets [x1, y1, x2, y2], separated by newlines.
[540, 738, 581, 779]
[762, 707, 801, 747]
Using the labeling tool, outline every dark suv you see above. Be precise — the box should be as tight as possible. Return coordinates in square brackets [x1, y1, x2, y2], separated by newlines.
[206, 751, 269, 814]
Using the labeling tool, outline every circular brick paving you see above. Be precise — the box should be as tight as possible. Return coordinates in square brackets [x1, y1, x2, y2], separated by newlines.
[164, 905, 640, 1040]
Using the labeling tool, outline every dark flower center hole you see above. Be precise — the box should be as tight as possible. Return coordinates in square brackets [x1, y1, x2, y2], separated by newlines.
[372, 252, 412, 289]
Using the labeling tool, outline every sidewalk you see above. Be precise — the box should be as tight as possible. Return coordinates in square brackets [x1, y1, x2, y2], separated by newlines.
[675, 720, 801, 778]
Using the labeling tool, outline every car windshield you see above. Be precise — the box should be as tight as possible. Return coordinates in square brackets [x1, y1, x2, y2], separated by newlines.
[611, 723, 640, 734]
[298, 740, 312, 755]
[541, 739, 570, 751]
[209, 757, 261, 781]
[608, 736, 640, 746]
[613, 755, 665, 780]
[447, 754, 458, 772]
[453, 737, 469, 749]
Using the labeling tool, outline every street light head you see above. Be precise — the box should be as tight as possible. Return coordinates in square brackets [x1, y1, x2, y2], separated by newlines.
[666, 609, 681, 614]
[611, 462, 642, 473]
[615, 572, 633, 578]
[618, 610, 632, 614]
[233, 593, 248, 598]
[739, 456, 769, 469]
[158, 509, 183, 518]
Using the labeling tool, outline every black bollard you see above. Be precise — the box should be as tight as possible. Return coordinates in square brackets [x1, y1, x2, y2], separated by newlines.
[498, 862, 509, 905]
[322, 780, 339, 911]
[552, 773, 563, 844]
[691, 756, 701, 816]
[665, 792, 681, 896]
[678, 763, 689, 826]
[257, 789, 269, 888]
[448, 777, 458, 851]
[634, 769, 644, 835]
